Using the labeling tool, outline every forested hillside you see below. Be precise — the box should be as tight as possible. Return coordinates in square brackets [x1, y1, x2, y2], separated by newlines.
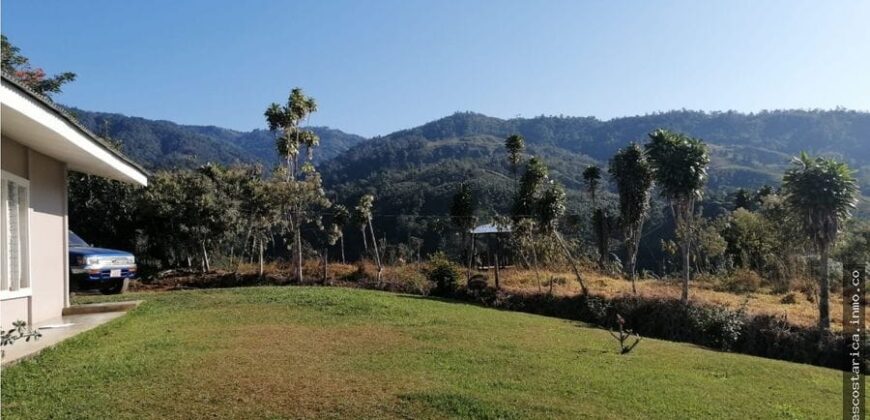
[325, 110, 869, 193]
[321, 110, 870, 249]
[66, 107, 869, 258]
[67, 108, 870, 200]
[67, 108, 366, 169]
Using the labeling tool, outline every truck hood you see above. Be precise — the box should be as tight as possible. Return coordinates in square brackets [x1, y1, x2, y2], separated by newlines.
[69, 247, 134, 258]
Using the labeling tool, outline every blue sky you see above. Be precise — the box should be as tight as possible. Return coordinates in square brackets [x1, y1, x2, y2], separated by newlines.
[3, 1, 868, 137]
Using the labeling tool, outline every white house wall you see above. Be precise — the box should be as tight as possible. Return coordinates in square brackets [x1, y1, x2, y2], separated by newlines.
[1, 136, 67, 329]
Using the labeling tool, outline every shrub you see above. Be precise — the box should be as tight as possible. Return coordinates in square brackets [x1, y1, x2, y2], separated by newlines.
[467, 274, 488, 292]
[425, 252, 461, 296]
[348, 260, 379, 282]
[688, 303, 746, 350]
[384, 263, 431, 295]
[581, 295, 612, 323]
[715, 268, 762, 294]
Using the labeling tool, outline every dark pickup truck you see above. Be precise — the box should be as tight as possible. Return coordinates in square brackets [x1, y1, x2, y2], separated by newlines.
[68, 231, 137, 294]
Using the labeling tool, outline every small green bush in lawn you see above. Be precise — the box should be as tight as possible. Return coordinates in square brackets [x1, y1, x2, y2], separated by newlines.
[425, 252, 462, 296]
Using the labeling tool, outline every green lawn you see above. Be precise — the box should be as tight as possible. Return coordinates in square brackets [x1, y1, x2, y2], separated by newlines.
[2, 287, 842, 419]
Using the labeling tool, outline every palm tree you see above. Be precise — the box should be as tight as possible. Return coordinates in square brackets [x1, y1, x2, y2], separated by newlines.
[782, 152, 858, 330]
[609, 143, 654, 293]
[645, 129, 709, 304]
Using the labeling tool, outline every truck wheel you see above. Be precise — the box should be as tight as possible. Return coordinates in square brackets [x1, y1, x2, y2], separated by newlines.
[101, 278, 130, 294]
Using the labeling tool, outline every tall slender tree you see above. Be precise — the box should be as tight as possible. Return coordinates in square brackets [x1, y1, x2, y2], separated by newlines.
[353, 205, 369, 253]
[511, 157, 549, 291]
[356, 194, 383, 282]
[264, 88, 321, 282]
[609, 143, 654, 293]
[536, 181, 589, 295]
[450, 182, 477, 280]
[645, 129, 709, 304]
[782, 152, 858, 330]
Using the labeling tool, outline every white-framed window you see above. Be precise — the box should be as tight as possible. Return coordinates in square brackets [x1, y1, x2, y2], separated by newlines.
[1, 170, 31, 299]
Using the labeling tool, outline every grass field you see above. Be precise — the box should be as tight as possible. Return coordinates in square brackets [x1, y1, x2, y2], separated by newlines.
[1, 287, 843, 419]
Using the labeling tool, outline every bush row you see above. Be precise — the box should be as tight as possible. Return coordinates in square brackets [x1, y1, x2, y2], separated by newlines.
[452, 288, 858, 372]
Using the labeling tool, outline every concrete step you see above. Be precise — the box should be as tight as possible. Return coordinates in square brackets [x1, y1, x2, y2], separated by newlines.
[62, 300, 142, 316]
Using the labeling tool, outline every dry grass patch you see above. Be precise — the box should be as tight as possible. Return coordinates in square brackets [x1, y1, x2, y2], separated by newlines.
[490, 266, 846, 329]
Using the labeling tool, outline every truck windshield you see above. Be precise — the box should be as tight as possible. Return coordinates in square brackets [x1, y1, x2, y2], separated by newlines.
[68, 231, 89, 247]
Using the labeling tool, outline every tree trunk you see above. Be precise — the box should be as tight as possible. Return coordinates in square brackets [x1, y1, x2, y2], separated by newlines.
[340, 235, 346, 264]
[361, 227, 368, 253]
[818, 244, 831, 330]
[466, 233, 476, 281]
[295, 223, 304, 283]
[258, 239, 264, 278]
[368, 219, 383, 283]
[554, 231, 589, 295]
[681, 233, 690, 304]
[626, 229, 640, 294]
[531, 246, 542, 293]
[322, 247, 329, 284]
[494, 253, 500, 290]
[594, 209, 608, 270]
[201, 241, 210, 272]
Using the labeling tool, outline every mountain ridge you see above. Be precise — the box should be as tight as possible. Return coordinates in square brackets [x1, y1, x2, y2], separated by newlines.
[64, 107, 869, 202]
[66, 107, 367, 170]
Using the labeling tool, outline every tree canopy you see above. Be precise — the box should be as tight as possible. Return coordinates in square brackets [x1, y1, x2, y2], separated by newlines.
[1, 35, 76, 97]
